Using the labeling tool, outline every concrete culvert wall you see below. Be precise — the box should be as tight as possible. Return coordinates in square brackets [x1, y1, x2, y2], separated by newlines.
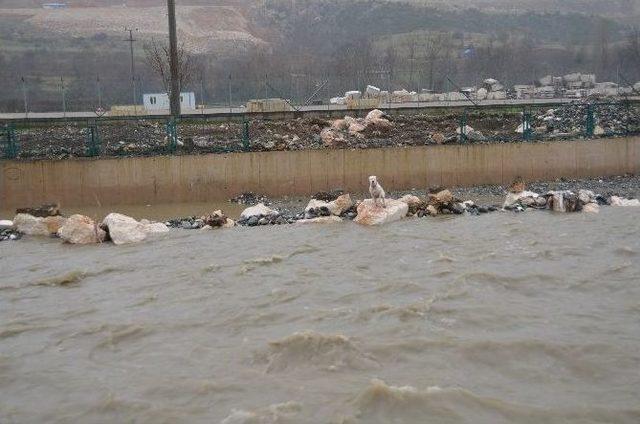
[1, 137, 638, 209]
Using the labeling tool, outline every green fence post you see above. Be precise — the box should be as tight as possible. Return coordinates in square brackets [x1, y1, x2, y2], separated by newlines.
[242, 117, 250, 151]
[85, 121, 101, 157]
[624, 100, 630, 136]
[2, 124, 19, 159]
[585, 104, 595, 138]
[459, 108, 467, 143]
[166, 119, 178, 153]
[522, 107, 532, 141]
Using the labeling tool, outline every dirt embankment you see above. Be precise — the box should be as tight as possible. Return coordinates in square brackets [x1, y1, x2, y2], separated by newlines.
[0, 3, 263, 54]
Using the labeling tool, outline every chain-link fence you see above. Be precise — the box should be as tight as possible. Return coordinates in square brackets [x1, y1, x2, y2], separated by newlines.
[2, 101, 639, 160]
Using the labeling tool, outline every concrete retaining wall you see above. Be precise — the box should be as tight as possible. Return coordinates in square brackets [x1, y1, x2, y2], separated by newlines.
[1, 137, 638, 209]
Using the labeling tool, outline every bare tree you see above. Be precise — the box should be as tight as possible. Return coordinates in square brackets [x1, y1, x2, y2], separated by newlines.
[144, 38, 198, 95]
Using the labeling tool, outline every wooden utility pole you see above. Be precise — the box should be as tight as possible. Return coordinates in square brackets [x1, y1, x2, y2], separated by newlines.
[167, 0, 181, 117]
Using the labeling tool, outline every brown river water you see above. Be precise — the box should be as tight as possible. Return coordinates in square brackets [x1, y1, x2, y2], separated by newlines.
[1, 208, 640, 423]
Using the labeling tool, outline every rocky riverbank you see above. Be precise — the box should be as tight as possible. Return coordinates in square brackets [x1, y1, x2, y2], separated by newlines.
[2, 174, 638, 243]
[6, 102, 639, 160]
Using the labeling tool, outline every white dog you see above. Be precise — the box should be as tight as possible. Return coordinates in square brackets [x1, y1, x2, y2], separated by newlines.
[369, 176, 386, 207]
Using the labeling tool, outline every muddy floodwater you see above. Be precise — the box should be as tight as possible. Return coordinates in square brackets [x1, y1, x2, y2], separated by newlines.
[1, 208, 640, 423]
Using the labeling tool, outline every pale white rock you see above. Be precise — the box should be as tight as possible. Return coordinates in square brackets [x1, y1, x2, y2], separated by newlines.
[594, 125, 605, 136]
[144, 222, 170, 234]
[365, 109, 385, 122]
[102, 212, 147, 245]
[582, 203, 600, 213]
[306, 194, 352, 217]
[456, 125, 474, 135]
[223, 218, 236, 228]
[348, 121, 366, 134]
[0, 219, 14, 230]
[58, 214, 106, 244]
[354, 198, 408, 226]
[365, 85, 381, 97]
[610, 196, 640, 207]
[343, 116, 357, 126]
[240, 203, 278, 219]
[305, 199, 332, 218]
[503, 190, 539, 208]
[551, 192, 566, 212]
[330, 119, 348, 130]
[578, 189, 596, 205]
[296, 216, 343, 224]
[13, 213, 50, 236]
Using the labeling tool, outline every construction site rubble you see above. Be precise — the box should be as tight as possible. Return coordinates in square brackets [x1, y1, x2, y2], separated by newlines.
[532, 103, 640, 137]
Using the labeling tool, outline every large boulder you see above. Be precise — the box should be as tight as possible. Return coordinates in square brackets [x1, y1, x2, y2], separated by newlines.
[305, 194, 353, 218]
[58, 214, 106, 244]
[198, 210, 235, 229]
[43, 216, 68, 234]
[240, 203, 278, 220]
[610, 196, 640, 207]
[331, 194, 353, 215]
[398, 195, 422, 208]
[431, 189, 453, 205]
[305, 199, 332, 218]
[348, 121, 367, 134]
[365, 109, 385, 122]
[354, 198, 408, 226]
[330, 119, 348, 131]
[582, 203, 600, 214]
[101, 213, 147, 245]
[547, 190, 579, 212]
[364, 109, 392, 130]
[0, 219, 13, 230]
[13, 213, 50, 236]
[578, 189, 596, 205]
[296, 216, 343, 225]
[503, 190, 539, 208]
[140, 219, 171, 234]
[320, 128, 345, 147]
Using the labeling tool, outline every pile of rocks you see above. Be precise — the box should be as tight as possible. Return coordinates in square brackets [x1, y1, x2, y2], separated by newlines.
[533, 102, 640, 137]
[236, 203, 295, 226]
[299, 193, 355, 223]
[502, 181, 640, 213]
[456, 125, 487, 142]
[8, 206, 170, 245]
[229, 192, 270, 205]
[320, 109, 394, 147]
[0, 219, 20, 241]
[402, 189, 497, 217]
[167, 210, 236, 230]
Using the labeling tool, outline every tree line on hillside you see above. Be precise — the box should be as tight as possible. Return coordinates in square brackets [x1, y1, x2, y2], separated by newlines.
[0, 0, 639, 112]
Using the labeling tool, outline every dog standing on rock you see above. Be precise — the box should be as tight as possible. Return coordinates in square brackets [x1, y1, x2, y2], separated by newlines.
[369, 176, 386, 207]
